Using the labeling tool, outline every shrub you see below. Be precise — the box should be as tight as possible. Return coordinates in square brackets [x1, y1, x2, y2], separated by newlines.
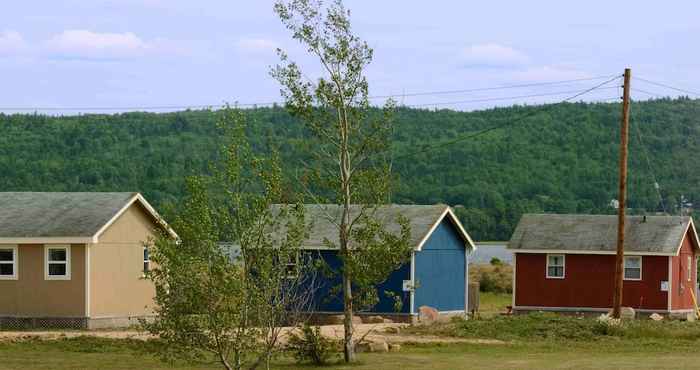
[490, 257, 502, 266]
[470, 263, 512, 293]
[286, 324, 336, 365]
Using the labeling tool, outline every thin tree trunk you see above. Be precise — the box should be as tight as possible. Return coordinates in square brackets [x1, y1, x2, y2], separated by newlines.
[342, 269, 355, 362]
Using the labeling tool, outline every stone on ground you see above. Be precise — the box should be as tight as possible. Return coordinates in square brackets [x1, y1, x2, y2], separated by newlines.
[382, 318, 394, 324]
[649, 313, 663, 321]
[607, 307, 635, 320]
[369, 341, 389, 353]
[383, 326, 400, 334]
[418, 305, 439, 324]
[687, 312, 697, 322]
[365, 315, 384, 324]
[388, 343, 401, 352]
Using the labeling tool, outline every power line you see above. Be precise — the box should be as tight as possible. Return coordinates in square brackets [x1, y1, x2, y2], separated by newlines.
[0, 75, 619, 112]
[370, 75, 619, 100]
[408, 86, 619, 108]
[391, 75, 623, 160]
[636, 77, 700, 97]
[629, 104, 667, 214]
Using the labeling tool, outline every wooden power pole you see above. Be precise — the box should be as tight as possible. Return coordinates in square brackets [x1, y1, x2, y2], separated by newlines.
[612, 68, 631, 318]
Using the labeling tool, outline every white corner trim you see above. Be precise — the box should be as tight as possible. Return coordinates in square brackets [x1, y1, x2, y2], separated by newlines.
[85, 244, 91, 318]
[44, 244, 71, 281]
[512, 253, 517, 308]
[410, 251, 416, 314]
[0, 244, 18, 280]
[668, 256, 673, 311]
[415, 207, 476, 251]
[92, 193, 178, 243]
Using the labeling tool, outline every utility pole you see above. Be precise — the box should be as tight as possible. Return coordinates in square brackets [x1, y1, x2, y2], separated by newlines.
[612, 68, 631, 318]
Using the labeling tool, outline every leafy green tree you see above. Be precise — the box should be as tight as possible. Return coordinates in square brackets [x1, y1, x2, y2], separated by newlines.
[272, 0, 412, 362]
[143, 108, 310, 370]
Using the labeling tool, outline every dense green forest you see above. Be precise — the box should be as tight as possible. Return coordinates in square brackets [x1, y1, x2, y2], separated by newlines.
[1, 98, 699, 240]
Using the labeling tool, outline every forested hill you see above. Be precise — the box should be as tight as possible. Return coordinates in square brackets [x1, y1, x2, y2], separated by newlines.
[1, 97, 699, 241]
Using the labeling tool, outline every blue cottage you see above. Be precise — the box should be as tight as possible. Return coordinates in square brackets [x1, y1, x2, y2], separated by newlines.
[293, 204, 476, 322]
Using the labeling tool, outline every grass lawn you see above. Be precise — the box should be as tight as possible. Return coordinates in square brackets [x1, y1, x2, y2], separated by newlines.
[4, 337, 700, 370]
[5, 313, 700, 369]
[477, 292, 511, 316]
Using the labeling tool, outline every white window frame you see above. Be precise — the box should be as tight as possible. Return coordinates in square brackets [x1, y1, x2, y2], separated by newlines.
[45, 245, 71, 281]
[143, 246, 150, 276]
[285, 252, 300, 279]
[687, 255, 692, 282]
[0, 245, 18, 280]
[546, 254, 565, 279]
[623, 256, 642, 281]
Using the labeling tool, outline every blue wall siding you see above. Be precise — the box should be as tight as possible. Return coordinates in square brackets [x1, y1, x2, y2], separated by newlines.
[303, 250, 411, 314]
[414, 219, 467, 312]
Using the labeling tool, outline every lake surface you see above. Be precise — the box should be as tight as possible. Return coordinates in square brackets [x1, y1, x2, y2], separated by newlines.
[471, 242, 512, 264]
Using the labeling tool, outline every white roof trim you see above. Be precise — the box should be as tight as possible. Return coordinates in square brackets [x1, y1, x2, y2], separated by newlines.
[511, 249, 675, 256]
[92, 193, 178, 243]
[0, 237, 93, 244]
[674, 217, 700, 255]
[415, 207, 476, 252]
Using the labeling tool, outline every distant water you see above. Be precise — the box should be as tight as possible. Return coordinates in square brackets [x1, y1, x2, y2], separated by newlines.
[471, 242, 512, 264]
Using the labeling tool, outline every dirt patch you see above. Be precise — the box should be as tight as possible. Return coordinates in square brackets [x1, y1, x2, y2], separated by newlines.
[0, 323, 505, 346]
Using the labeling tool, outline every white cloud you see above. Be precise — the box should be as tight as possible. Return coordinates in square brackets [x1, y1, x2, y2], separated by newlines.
[236, 38, 278, 54]
[460, 43, 530, 68]
[44, 30, 149, 59]
[0, 31, 28, 56]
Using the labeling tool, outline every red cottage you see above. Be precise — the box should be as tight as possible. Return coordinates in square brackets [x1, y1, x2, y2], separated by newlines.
[508, 214, 699, 316]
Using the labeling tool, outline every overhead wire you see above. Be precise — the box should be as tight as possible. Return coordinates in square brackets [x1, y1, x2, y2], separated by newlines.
[0, 75, 620, 112]
[389, 74, 623, 160]
[636, 77, 700, 97]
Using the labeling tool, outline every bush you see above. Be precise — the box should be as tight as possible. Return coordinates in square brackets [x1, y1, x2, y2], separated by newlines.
[490, 257, 502, 266]
[286, 324, 336, 365]
[470, 263, 512, 293]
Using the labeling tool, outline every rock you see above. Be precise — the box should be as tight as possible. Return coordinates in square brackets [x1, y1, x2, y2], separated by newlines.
[418, 305, 439, 324]
[388, 343, 401, 352]
[650, 313, 664, 321]
[356, 342, 371, 353]
[382, 318, 394, 324]
[620, 307, 636, 320]
[687, 313, 697, 322]
[383, 326, 400, 334]
[326, 314, 363, 325]
[607, 307, 635, 320]
[365, 315, 385, 324]
[369, 341, 389, 353]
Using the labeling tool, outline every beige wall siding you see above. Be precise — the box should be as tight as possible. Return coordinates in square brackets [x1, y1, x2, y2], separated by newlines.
[0, 244, 86, 317]
[90, 203, 157, 318]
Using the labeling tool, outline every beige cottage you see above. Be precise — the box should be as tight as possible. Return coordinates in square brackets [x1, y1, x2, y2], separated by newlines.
[0, 192, 175, 329]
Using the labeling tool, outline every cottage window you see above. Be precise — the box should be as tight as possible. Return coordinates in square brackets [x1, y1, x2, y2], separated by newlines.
[143, 247, 150, 274]
[45, 245, 71, 280]
[623, 256, 642, 281]
[687, 256, 692, 282]
[546, 254, 565, 279]
[285, 252, 299, 279]
[0, 245, 18, 280]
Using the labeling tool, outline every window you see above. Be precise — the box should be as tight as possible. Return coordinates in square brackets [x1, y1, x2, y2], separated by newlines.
[546, 254, 565, 279]
[623, 256, 642, 281]
[0, 245, 17, 280]
[45, 245, 70, 280]
[285, 253, 299, 279]
[143, 247, 150, 274]
[687, 256, 693, 282]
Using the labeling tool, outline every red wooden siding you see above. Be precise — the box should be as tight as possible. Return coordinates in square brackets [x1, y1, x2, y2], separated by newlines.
[515, 253, 669, 310]
[671, 229, 697, 310]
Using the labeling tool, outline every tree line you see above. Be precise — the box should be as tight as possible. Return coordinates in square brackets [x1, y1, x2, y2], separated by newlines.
[1, 97, 699, 241]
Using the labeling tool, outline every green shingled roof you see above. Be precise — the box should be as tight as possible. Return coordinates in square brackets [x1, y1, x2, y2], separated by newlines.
[273, 204, 474, 250]
[508, 214, 697, 255]
[0, 192, 137, 238]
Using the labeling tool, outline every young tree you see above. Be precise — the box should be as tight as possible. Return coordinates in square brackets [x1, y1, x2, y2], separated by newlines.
[272, 0, 412, 362]
[143, 108, 311, 370]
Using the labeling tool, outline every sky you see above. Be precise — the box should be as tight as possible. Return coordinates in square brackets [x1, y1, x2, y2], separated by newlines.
[1, 0, 699, 114]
